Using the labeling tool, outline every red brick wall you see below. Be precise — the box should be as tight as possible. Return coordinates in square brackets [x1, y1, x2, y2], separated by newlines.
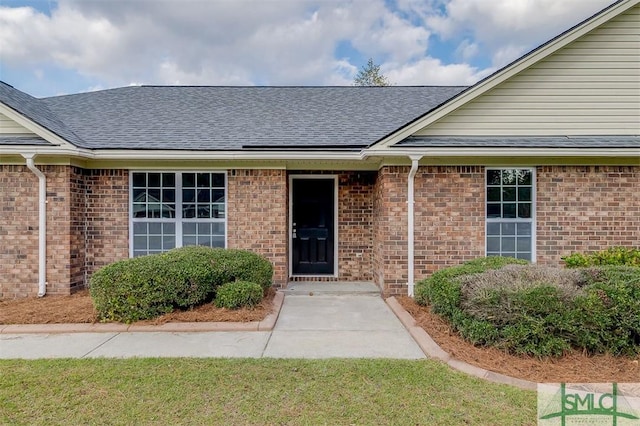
[227, 169, 288, 286]
[537, 166, 640, 265]
[414, 166, 485, 278]
[0, 165, 39, 298]
[83, 169, 129, 278]
[372, 166, 408, 296]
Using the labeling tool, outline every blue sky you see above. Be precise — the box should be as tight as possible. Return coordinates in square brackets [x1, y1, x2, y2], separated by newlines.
[0, 0, 615, 97]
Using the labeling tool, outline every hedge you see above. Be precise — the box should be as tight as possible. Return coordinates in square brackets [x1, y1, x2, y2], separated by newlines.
[214, 281, 264, 309]
[90, 246, 273, 323]
[415, 258, 640, 357]
[562, 247, 640, 268]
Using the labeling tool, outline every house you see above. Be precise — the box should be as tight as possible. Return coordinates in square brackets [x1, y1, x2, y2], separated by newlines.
[1, 0, 638, 299]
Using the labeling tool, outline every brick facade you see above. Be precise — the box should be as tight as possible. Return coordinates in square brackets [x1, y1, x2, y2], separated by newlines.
[227, 169, 288, 287]
[0, 165, 39, 298]
[0, 166, 128, 298]
[2, 164, 638, 298]
[536, 166, 640, 265]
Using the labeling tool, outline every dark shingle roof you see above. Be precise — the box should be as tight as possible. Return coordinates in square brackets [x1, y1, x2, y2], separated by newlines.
[40, 86, 466, 150]
[397, 136, 640, 149]
[0, 82, 85, 146]
[0, 136, 52, 146]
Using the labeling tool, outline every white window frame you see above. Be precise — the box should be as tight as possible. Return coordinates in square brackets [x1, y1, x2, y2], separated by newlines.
[129, 170, 227, 257]
[485, 167, 536, 262]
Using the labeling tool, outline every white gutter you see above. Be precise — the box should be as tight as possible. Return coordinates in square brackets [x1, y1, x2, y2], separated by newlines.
[22, 154, 47, 297]
[407, 156, 422, 297]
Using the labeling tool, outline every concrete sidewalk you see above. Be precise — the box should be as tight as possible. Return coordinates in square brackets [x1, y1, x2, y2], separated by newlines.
[0, 285, 425, 360]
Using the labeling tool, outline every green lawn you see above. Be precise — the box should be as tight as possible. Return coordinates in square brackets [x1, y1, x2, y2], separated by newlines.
[1, 358, 536, 425]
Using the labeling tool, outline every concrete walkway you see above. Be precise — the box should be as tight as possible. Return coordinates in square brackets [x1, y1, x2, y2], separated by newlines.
[0, 283, 425, 360]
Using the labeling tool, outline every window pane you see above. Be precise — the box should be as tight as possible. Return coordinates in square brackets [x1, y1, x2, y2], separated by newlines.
[518, 170, 532, 185]
[502, 237, 516, 251]
[197, 206, 210, 218]
[487, 222, 500, 235]
[503, 203, 516, 218]
[134, 236, 147, 250]
[487, 170, 501, 185]
[517, 223, 531, 236]
[487, 204, 501, 218]
[197, 189, 210, 202]
[149, 222, 162, 235]
[133, 188, 145, 201]
[212, 189, 225, 202]
[197, 173, 210, 187]
[133, 203, 146, 218]
[163, 236, 176, 250]
[211, 236, 225, 248]
[134, 222, 147, 234]
[163, 223, 175, 234]
[149, 236, 162, 250]
[487, 187, 501, 202]
[502, 252, 516, 258]
[517, 237, 531, 252]
[518, 187, 531, 202]
[502, 223, 516, 235]
[133, 173, 146, 187]
[148, 173, 161, 187]
[212, 204, 225, 219]
[148, 188, 160, 201]
[183, 189, 195, 202]
[183, 173, 195, 187]
[518, 203, 531, 219]
[487, 252, 500, 258]
[502, 170, 517, 186]
[163, 189, 175, 203]
[197, 222, 211, 234]
[183, 204, 195, 218]
[162, 173, 175, 187]
[503, 187, 516, 201]
[487, 237, 501, 252]
[183, 222, 196, 234]
[517, 252, 532, 261]
[212, 174, 225, 187]
[149, 203, 161, 218]
[183, 236, 197, 246]
[161, 204, 175, 218]
[211, 222, 225, 235]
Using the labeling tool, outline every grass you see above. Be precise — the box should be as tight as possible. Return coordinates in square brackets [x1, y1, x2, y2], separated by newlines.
[0, 358, 536, 425]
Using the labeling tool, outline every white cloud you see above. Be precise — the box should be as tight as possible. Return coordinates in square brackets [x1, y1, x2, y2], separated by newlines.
[425, 0, 614, 67]
[386, 57, 491, 86]
[0, 0, 621, 94]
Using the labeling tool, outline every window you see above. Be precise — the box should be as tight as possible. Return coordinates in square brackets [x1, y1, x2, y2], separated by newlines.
[486, 168, 534, 261]
[131, 172, 226, 257]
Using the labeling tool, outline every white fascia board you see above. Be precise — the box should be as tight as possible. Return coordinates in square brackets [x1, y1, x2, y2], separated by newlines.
[365, 147, 640, 158]
[0, 104, 78, 150]
[368, 0, 640, 151]
[87, 149, 366, 161]
[0, 146, 367, 161]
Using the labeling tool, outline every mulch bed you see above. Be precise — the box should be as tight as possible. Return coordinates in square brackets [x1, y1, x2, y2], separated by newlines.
[0, 288, 276, 325]
[397, 296, 640, 383]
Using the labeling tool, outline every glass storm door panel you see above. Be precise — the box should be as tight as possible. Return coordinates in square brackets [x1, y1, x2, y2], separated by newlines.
[292, 178, 335, 275]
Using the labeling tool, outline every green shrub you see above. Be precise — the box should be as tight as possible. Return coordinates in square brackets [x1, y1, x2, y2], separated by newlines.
[89, 255, 177, 323]
[206, 249, 273, 291]
[414, 257, 640, 357]
[563, 247, 640, 268]
[214, 281, 264, 309]
[90, 247, 273, 322]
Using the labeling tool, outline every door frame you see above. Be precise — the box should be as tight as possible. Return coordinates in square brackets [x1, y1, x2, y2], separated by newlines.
[288, 174, 339, 278]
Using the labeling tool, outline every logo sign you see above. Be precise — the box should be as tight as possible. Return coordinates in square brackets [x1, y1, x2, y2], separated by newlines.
[538, 383, 640, 425]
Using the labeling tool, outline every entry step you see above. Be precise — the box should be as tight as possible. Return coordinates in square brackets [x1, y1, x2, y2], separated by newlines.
[282, 282, 381, 296]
